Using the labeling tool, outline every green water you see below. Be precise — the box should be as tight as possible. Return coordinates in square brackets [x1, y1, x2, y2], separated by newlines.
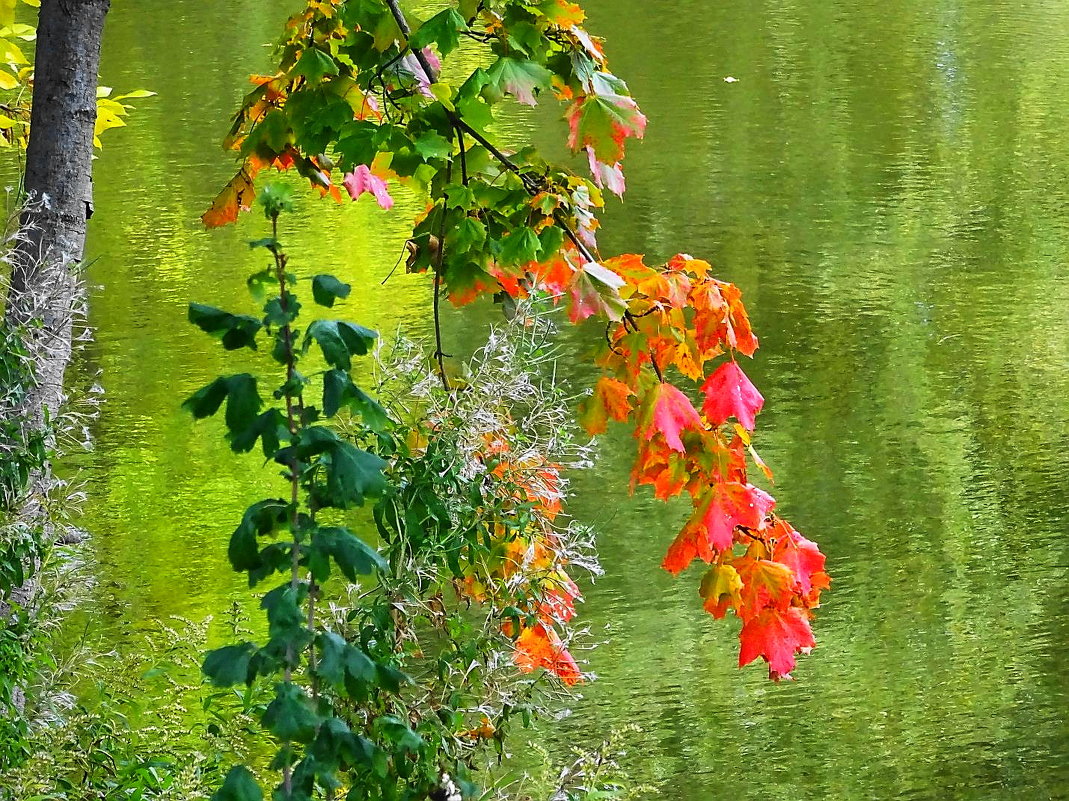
[78, 0, 1068, 798]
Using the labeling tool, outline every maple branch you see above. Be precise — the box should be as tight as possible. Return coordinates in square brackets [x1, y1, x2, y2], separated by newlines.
[455, 122, 469, 186]
[604, 323, 623, 356]
[382, 0, 596, 267]
[624, 310, 664, 382]
[433, 166, 452, 392]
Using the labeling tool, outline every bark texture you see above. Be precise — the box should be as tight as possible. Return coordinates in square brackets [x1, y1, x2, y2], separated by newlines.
[6, 0, 110, 423]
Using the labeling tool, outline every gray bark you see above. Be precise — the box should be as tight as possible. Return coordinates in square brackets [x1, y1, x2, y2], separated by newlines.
[5, 0, 110, 423]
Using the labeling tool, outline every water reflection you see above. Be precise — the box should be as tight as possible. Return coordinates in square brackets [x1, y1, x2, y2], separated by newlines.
[76, 0, 1069, 798]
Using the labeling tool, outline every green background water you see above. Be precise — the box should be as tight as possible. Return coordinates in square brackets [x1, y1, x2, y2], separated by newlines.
[74, 0, 1069, 798]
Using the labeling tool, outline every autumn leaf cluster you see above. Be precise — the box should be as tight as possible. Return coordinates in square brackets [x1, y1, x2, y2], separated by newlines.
[203, 0, 829, 688]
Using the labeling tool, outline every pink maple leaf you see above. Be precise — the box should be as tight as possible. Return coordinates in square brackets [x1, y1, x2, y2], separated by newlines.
[585, 146, 626, 197]
[343, 165, 393, 210]
[400, 48, 441, 98]
[701, 360, 764, 430]
[641, 383, 703, 453]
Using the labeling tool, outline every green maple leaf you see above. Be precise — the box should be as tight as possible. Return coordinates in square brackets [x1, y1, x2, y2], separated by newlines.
[566, 93, 647, 163]
[485, 56, 552, 106]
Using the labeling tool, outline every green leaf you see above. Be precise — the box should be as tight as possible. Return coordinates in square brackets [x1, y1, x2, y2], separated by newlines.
[183, 374, 263, 445]
[321, 369, 349, 419]
[203, 643, 256, 687]
[262, 584, 305, 640]
[485, 56, 552, 106]
[413, 131, 452, 161]
[304, 320, 378, 370]
[498, 226, 541, 267]
[182, 377, 229, 420]
[325, 441, 389, 507]
[310, 527, 387, 581]
[188, 303, 262, 350]
[211, 766, 263, 801]
[409, 8, 466, 55]
[445, 216, 486, 252]
[336, 120, 378, 170]
[568, 93, 646, 163]
[311, 274, 352, 308]
[376, 715, 423, 752]
[321, 369, 390, 431]
[538, 224, 565, 257]
[263, 292, 301, 327]
[223, 374, 262, 436]
[293, 48, 339, 83]
[315, 631, 349, 687]
[229, 408, 287, 456]
[229, 499, 291, 573]
[316, 632, 376, 688]
[262, 682, 319, 743]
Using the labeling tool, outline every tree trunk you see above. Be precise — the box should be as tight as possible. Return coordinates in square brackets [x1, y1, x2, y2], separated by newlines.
[5, 0, 110, 423]
[1, 0, 109, 722]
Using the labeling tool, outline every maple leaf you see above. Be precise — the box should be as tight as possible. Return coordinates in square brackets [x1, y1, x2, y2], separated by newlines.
[699, 563, 743, 619]
[528, 253, 573, 297]
[689, 278, 758, 357]
[566, 93, 647, 164]
[579, 377, 634, 435]
[707, 481, 774, 548]
[662, 481, 775, 574]
[738, 606, 815, 679]
[719, 280, 758, 356]
[585, 146, 626, 196]
[732, 553, 795, 618]
[701, 361, 764, 430]
[202, 168, 255, 228]
[631, 436, 689, 500]
[514, 623, 581, 685]
[770, 519, 829, 597]
[602, 253, 658, 295]
[662, 527, 702, 575]
[343, 164, 393, 209]
[400, 48, 441, 97]
[566, 261, 626, 323]
[637, 383, 703, 453]
[539, 0, 586, 27]
[486, 56, 553, 107]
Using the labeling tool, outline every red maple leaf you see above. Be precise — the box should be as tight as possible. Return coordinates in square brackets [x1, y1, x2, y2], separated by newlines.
[770, 519, 830, 598]
[738, 606, 815, 679]
[701, 361, 765, 430]
[639, 383, 703, 453]
[702, 481, 775, 550]
[661, 482, 775, 574]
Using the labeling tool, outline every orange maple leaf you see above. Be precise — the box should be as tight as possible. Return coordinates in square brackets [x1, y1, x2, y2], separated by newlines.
[738, 606, 815, 680]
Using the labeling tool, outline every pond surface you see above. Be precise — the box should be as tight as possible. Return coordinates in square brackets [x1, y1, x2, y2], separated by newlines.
[79, 0, 1068, 798]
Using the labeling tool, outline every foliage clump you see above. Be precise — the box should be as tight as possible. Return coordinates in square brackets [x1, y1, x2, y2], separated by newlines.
[186, 192, 600, 799]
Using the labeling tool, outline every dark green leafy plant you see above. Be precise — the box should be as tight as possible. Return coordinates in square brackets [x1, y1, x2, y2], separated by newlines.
[189, 187, 600, 800]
